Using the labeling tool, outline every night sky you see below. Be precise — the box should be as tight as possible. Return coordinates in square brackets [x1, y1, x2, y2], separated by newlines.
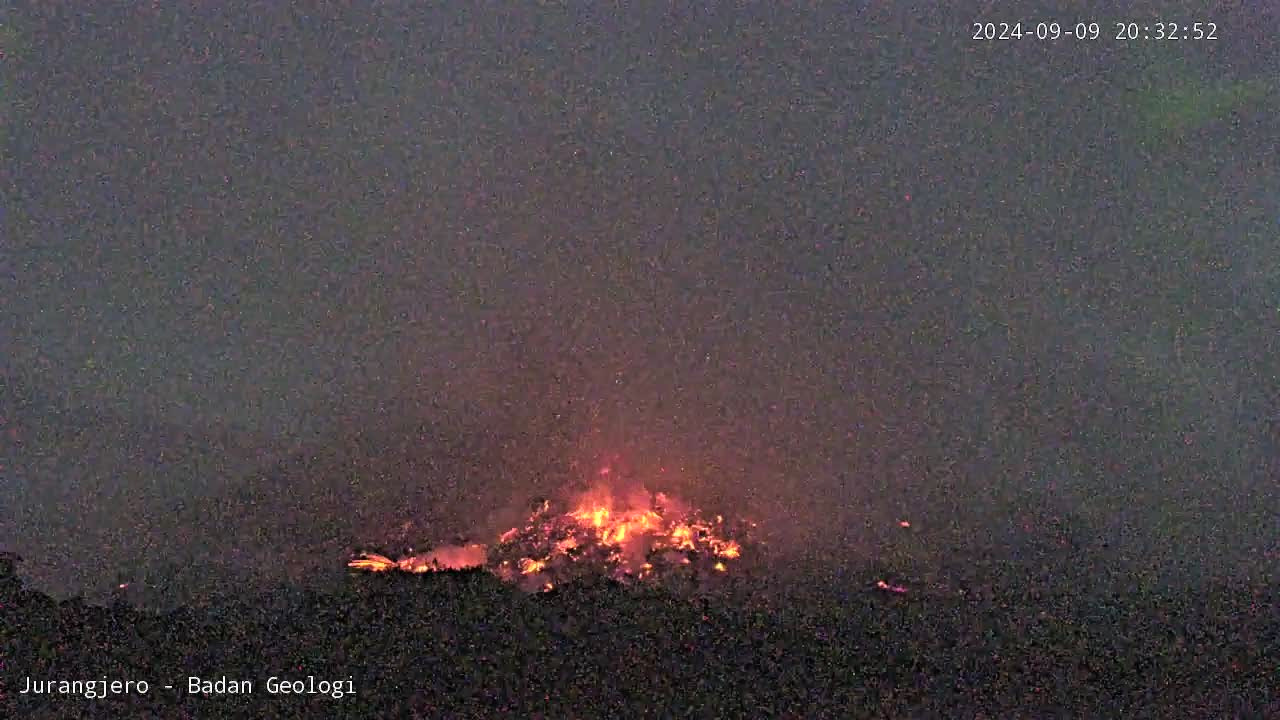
[3, 3, 1277, 603]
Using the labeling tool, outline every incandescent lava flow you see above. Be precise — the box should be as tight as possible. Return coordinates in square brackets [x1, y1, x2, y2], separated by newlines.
[349, 474, 756, 593]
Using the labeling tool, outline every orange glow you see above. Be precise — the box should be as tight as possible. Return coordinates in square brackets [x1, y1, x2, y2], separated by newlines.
[350, 478, 752, 591]
[876, 580, 908, 594]
[347, 545, 489, 574]
[348, 552, 398, 573]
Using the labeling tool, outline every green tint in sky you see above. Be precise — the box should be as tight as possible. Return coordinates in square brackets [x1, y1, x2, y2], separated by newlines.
[1128, 51, 1272, 141]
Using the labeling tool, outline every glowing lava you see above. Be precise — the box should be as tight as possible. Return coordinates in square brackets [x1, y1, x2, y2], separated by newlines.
[347, 543, 487, 574]
[349, 482, 752, 592]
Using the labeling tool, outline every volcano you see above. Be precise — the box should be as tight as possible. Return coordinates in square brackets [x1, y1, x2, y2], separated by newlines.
[349, 483, 754, 592]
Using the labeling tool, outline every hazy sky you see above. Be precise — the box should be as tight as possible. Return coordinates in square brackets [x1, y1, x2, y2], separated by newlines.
[4, 3, 1277, 600]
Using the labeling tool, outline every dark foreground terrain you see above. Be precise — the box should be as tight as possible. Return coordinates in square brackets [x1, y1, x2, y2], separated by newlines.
[3, 555, 1274, 719]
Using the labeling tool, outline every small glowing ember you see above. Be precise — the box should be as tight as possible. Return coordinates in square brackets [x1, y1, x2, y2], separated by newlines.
[876, 580, 908, 594]
[349, 481, 754, 592]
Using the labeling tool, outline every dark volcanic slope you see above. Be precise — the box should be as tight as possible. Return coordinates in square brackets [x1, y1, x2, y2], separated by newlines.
[4, 557, 1275, 719]
[3, 374, 581, 607]
[1, 379, 269, 602]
